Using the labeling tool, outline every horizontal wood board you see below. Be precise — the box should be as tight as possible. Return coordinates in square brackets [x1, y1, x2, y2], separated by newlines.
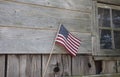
[4, 0, 92, 12]
[0, 1, 91, 32]
[0, 27, 91, 54]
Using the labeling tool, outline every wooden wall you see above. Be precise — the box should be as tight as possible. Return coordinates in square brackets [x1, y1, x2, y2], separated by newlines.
[0, 0, 92, 54]
[0, 55, 96, 77]
[0, 55, 120, 77]
[0, 0, 120, 77]
[0, 0, 94, 76]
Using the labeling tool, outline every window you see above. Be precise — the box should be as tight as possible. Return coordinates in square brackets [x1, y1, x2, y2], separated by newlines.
[98, 4, 120, 50]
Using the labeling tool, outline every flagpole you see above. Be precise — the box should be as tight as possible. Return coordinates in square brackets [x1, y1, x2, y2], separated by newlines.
[42, 24, 61, 77]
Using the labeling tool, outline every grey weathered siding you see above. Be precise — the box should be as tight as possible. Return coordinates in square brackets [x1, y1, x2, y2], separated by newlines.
[0, 0, 92, 54]
[0, 0, 120, 77]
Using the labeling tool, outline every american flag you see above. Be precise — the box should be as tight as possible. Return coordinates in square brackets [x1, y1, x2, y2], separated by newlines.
[55, 25, 81, 56]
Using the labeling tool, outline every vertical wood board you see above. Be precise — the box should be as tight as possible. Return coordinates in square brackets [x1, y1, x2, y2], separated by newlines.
[72, 55, 96, 76]
[117, 61, 120, 73]
[91, 0, 101, 56]
[0, 55, 5, 77]
[102, 61, 116, 74]
[7, 55, 42, 77]
[42, 54, 71, 77]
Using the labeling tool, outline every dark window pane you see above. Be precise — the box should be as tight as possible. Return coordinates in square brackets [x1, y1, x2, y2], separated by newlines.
[98, 8, 110, 27]
[114, 31, 120, 49]
[100, 30, 112, 49]
[112, 9, 120, 28]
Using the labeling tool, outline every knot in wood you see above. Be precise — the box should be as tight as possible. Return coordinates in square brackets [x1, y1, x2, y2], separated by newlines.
[53, 66, 60, 73]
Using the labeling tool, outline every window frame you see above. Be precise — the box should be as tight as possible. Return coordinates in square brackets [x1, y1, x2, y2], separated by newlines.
[92, 1, 120, 57]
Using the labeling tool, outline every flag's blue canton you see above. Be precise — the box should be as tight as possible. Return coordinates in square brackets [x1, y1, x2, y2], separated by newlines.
[59, 25, 69, 39]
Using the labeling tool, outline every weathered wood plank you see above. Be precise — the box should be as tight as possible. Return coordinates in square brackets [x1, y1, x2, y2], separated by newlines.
[97, 3, 120, 10]
[0, 1, 91, 32]
[72, 55, 96, 76]
[91, 0, 100, 56]
[4, 0, 92, 12]
[97, 0, 120, 5]
[0, 27, 55, 54]
[42, 54, 71, 77]
[93, 50, 120, 56]
[0, 55, 5, 77]
[102, 61, 116, 74]
[7, 55, 42, 77]
[94, 57, 120, 60]
[0, 27, 91, 54]
[117, 61, 120, 73]
[65, 73, 120, 77]
[88, 56, 96, 75]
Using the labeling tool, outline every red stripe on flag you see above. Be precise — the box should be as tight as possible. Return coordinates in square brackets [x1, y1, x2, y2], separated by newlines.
[55, 40, 76, 56]
[67, 37, 79, 49]
[69, 34, 81, 46]
[57, 34, 78, 51]
[56, 34, 77, 53]
[69, 33, 81, 42]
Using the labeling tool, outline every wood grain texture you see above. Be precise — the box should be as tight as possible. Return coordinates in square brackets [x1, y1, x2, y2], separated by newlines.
[94, 57, 120, 60]
[88, 56, 96, 75]
[102, 61, 116, 74]
[71, 73, 120, 77]
[0, 55, 5, 77]
[0, 27, 55, 54]
[7, 55, 42, 77]
[0, 27, 91, 54]
[0, 0, 92, 54]
[91, 0, 101, 56]
[0, 1, 91, 33]
[42, 54, 71, 77]
[4, 0, 92, 12]
[117, 61, 120, 73]
[97, 0, 120, 5]
[72, 55, 96, 76]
